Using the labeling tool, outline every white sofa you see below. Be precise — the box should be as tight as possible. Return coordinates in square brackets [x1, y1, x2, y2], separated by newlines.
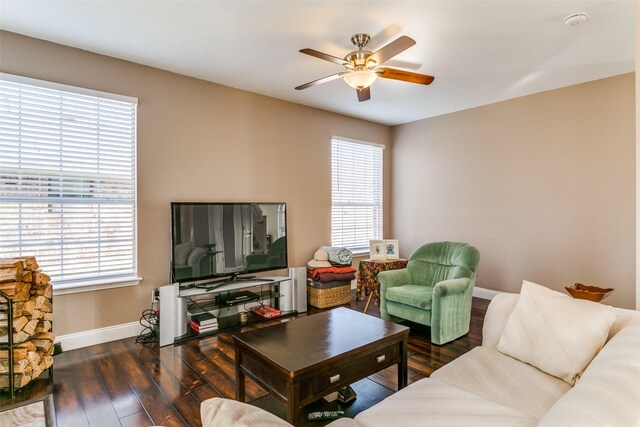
[201, 286, 640, 426]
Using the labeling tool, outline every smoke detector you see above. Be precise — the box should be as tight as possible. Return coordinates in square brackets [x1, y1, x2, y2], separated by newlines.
[564, 13, 588, 27]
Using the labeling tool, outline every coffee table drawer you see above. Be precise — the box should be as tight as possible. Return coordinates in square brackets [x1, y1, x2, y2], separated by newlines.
[304, 344, 399, 398]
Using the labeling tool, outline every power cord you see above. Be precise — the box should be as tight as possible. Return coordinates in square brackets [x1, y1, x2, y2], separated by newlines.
[135, 308, 160, 346]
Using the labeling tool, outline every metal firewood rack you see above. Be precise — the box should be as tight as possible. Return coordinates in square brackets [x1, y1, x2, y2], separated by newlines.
[0, 290, 16, 397]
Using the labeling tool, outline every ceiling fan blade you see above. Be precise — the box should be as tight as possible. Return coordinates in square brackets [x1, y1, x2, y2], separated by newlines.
[368, 36, 416, 65]
[299, 48, 349, 67]
[377, 67, 435, 85]
[295, 72, 348, 90]
[357, 87, 371, 102]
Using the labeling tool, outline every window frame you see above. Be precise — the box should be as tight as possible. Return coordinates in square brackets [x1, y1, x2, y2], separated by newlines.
[0, 73, 141, 295]
[330, 136, 384, 254]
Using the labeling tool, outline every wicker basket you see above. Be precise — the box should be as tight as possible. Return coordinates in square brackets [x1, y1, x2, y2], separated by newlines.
[307, 282, 351, 309]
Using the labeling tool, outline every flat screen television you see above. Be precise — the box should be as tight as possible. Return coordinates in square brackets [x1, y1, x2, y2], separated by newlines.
[170, 202, 287, 283]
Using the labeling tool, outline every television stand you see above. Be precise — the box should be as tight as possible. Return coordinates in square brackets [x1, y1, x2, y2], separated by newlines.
[159, 272, 306, 346]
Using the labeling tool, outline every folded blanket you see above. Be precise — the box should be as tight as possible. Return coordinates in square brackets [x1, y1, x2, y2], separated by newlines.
[314, 272, 356, 283]
[308, 266, 356, 279]
[320, 246, 353, 265]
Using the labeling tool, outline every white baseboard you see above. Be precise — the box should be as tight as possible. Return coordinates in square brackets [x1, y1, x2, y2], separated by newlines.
[56, 321, 144, 351]
[56, 286, 500, 352]
[473, 286, 503, 300]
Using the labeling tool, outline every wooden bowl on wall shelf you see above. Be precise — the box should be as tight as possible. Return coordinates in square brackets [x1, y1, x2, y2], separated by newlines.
[565, 283, 614, 302]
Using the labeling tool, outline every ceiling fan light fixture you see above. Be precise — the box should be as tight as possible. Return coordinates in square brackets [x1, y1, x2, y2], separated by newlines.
[343, 69, 378, 89]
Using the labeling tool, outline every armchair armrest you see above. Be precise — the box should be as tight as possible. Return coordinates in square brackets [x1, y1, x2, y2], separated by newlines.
[378, 268, 411, 322]
[433, 277, 471, 297]
[378, 268, 411, 289]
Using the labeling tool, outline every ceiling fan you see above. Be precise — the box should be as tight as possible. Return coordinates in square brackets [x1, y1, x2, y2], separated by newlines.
[295, 33, 434, 102]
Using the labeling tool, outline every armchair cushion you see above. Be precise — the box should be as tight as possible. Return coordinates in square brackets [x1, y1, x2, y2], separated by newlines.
[386, 285, 434, 309]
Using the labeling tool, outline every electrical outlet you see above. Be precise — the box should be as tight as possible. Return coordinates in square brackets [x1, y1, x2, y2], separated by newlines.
[151, 288, 160, 304]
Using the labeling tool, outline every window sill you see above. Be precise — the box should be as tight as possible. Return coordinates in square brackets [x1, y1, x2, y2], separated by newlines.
[52, 275, 143, 296]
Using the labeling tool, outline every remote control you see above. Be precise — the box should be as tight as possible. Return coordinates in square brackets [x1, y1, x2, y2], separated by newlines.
[307, 410, 344, 421]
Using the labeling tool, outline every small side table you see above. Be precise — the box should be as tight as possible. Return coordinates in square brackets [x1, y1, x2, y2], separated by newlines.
[357, 259, 408, 313]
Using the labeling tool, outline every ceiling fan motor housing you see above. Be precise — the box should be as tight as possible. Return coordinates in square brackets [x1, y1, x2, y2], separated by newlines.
[351, 33, 371, 48]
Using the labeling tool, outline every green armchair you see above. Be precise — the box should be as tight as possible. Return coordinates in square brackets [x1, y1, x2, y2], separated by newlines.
[378, 241, 480, 345]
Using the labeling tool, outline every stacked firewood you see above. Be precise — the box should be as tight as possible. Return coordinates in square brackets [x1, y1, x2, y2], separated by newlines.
[0, 256, 54, 388]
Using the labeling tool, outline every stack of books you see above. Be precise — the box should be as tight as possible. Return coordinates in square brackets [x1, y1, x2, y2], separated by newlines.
[190, 312, 218, 334]
[252, 305, 281, 319]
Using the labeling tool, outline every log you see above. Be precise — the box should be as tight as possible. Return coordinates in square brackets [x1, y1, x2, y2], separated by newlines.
[26, 351, 39, 370]
[13, 330, 30, 344]
[30, 364, 43, 380]
[0, 259, 25, 273]
[42, 355, 53, 369]
[43, 312, 53, 321]
[0, 358, 29, 374]
[35, 320, 52, 333]
[13, 315, 28, 332]
[17, 341, 36, 352]
[0, 267, 20, 283]
[21, 271, 32, 283]
[0, 372, 31, 388]
[11, 282, 32, 302]
[34, 295, 46, 310]
[33, 332, 55, 342]
[0, 348, 28, 361]
[35, 284, 52, 299]
[41, 301, 52, 313]
[21, 319, 39, 336]
[0, 257, 37, 271]
[16, 300, 37, 317]
[31, 309, 43, 320]
[0, 281, 30, 298]
[31, 272, 51, 285]
[31, 339, 52, 352]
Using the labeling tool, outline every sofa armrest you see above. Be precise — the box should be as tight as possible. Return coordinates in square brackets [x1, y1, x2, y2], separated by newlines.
[433, 278, 470, 297]
[201, 398, 292, 427]
[481, 292, 520, 348]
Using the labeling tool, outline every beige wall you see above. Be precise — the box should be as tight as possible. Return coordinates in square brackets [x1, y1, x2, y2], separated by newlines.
[0, 31, 392, 335]
[392, 74, 635, 309]
[634, 0, 640, 310]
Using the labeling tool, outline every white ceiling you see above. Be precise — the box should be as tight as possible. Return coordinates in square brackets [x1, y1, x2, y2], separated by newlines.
[0, 1, 634, 126]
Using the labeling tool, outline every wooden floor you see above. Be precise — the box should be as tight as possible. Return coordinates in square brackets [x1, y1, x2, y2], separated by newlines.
[0, 293, 490, 426]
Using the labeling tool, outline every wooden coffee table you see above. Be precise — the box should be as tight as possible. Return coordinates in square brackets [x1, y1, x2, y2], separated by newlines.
[233, 307, 409, 425]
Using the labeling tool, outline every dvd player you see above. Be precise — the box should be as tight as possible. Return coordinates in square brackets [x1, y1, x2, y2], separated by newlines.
[218, 290, 260, 306]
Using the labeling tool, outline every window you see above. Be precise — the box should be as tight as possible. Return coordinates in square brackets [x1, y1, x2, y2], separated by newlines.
[0, 73, 138, 292]
[331, 137, 384, 253]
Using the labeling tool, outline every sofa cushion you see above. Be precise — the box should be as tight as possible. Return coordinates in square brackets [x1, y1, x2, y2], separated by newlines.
[201, 398, 291, 427]
[353, 377, 537, 427]
[432, 346, 571, 420]
[538, 319, 640, 427]
[497, 280, 617, 385]
[385, 284, 433, 309]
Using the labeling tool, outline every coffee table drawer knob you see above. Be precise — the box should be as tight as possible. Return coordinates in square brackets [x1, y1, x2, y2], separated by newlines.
[376, 355, 386, 363]
[329, 374, 340, 384]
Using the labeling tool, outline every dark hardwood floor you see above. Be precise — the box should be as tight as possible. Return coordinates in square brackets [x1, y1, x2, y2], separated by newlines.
[0, 293, 490, 426]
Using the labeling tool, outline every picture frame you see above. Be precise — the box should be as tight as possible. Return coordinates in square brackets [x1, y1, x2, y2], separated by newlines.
[369, 240, 387, 261]
[385, 239, 399, 260]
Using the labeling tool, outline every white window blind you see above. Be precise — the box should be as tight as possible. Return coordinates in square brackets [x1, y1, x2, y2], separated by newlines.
[331, 138, 383, 253]
[0, 73, 138, 287]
